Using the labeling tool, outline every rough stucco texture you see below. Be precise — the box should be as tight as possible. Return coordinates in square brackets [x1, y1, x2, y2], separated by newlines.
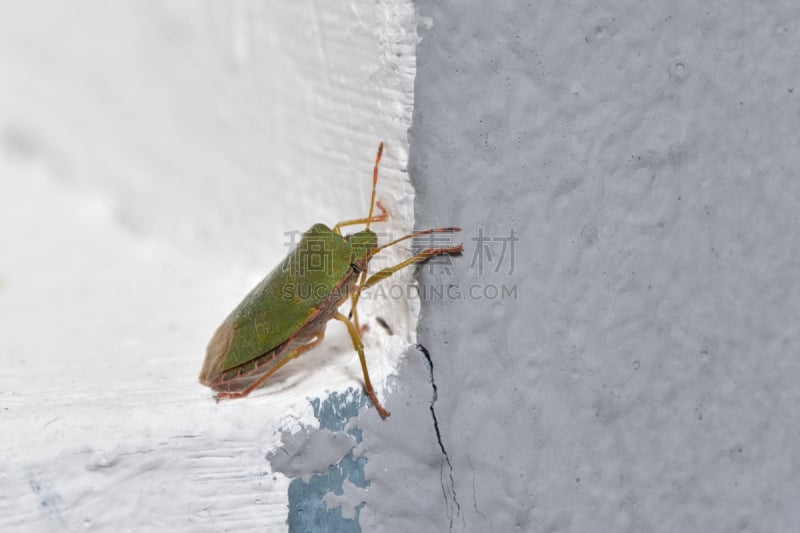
[352, 1, 800, 532]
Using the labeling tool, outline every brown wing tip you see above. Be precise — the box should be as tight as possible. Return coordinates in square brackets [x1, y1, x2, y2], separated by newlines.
[199, 318, 235, 386]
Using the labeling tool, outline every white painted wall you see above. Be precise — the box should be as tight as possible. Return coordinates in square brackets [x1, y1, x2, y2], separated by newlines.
[7, 2, 797, 532]
[369, 1, 800, 531]
[0, 2, 417, 530]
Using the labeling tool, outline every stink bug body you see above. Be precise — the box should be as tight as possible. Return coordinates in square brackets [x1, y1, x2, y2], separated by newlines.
[199, 143, 461, 418]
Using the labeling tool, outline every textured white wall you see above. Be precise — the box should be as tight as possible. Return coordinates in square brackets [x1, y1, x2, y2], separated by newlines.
[0, 2, 416, 531]
[355, 1, 800, 531]
[5, 1, 800, 532]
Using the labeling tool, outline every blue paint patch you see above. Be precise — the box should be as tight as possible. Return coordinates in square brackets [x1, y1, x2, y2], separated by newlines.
[311, 388, 368, 432]
[26, 470, 66, 526]
[287, 388, 369, 533]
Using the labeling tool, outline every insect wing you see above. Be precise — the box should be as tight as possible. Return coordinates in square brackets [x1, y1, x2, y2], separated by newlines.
[220, 224, 353, 371]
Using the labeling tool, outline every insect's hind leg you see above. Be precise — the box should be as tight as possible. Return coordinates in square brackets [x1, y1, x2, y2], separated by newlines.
[333, 311, 390, 419]
[214, 331, 325, 400]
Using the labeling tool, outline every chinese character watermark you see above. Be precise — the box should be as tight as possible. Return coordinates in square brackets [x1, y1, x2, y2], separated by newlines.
[280, 226, 521, 301]
[470, 228, 518, 276]
[283, 229, 334, 275]
[411, 230, 461, 275]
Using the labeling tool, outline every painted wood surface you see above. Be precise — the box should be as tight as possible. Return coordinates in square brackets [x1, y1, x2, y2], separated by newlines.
[0, 2, 417, 530]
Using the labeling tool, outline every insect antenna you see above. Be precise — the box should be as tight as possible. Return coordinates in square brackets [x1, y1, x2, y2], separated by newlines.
[365, 142, 383, 231]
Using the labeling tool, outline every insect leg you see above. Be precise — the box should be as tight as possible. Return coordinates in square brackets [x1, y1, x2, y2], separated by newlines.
[370, 227, 461, 256]
[333, 311, 390, 418]
[350, 228, 461, 314]
[357, 244, 464, 293]
[332, 200, 388, 235]
[214, 332, 325, 400]
[349, 267, 369, 336]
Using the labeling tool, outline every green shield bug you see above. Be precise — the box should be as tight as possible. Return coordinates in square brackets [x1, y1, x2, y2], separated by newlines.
[199, 143, 462, 418]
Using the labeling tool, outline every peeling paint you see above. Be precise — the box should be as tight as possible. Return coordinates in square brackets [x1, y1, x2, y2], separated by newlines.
[276, 389, 370, 532]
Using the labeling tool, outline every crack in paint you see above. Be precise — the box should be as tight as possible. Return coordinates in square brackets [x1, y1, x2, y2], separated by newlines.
[416, 343, 462, 531]
[467, 455, 491, 529]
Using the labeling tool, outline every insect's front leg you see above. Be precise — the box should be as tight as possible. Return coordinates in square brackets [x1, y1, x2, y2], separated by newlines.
[351, 227, 462, 313]
[332, 200, 388, 236]
[358, 244, 464, 293]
